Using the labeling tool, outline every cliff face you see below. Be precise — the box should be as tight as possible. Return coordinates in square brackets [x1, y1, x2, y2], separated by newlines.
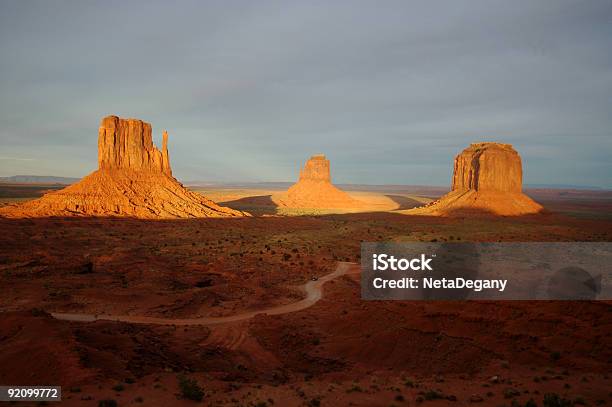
[0, 115, 246, 219]
[299, 154, 331, 182]
[278, 154, 362, 209]
[411, 142, 543, 216]
[451, 143, 522, 193]
[97, 116, 171, 176]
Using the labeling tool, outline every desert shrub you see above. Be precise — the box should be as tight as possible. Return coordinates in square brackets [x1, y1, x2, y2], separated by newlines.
[178, 374, 204, 401]
[346, 384, 363, 393]
[573, 396, 586, 405]
[98, 400, 117, 407]
[30, 308, 48, 317]
[504, 387, 521, 399]
[112, 384, 124, 392]
[76, 261, 94, 274]
[403, 378, 415, 387]
[423, 390, 444, 400]
[543, 393, 573, 407]
[470, 394, 484, 403]
[308, 398, 321, 407]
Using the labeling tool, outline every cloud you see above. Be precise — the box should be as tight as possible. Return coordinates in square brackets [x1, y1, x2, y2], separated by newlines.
[0, 0, 611, 187]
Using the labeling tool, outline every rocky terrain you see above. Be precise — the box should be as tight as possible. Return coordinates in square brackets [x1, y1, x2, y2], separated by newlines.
[277, 154, 363, 209]
[0, 209, 610, 406]
[411, 143, 544, 216]
[0, 116, 246, 219]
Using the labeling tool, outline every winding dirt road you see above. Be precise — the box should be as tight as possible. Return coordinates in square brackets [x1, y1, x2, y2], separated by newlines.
[51, 262, 358, 326]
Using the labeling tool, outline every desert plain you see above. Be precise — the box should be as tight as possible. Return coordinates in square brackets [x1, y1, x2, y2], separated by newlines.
[1, 179, 611, 406]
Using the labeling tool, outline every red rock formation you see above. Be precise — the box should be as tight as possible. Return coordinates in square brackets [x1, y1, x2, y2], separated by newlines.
[0, 116, 247, 219]
[97, 116, 172, 176]
[451, 143, 522, 193]
[411, 142, 543, 216]
[278, 154, 363, 209]
[299, 154, 331, 182]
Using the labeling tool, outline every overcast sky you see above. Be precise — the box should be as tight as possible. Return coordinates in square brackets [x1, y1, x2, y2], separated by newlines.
[1, 0, 611, 187]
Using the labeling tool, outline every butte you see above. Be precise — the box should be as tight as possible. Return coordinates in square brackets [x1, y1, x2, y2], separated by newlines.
[0, 116, 247, 218]
[277, 154, 363, 209]
[410, 142, 543, 216]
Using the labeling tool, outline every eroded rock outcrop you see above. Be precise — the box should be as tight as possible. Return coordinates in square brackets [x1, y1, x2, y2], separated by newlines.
[451, 143, 522, 193]
[98, 116, 172, 175]
[277, 154, 363, 209]
[0, 116, 247, 218]
[298, 154, 331, 182]
[411, 142, 543, 216]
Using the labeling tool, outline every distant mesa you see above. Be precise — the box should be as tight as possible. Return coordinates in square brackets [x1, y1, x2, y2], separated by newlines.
[410, 142, 543, 216]
[277, 154, 363, 209]
[0, 115, 247, 218]
[0, 175, 78, 184]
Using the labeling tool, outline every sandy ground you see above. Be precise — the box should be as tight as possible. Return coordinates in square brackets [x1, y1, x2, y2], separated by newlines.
[194, 187, 431, 216]
[0, 185, 611, 406]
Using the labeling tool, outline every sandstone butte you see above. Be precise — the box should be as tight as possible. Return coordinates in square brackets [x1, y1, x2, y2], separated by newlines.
[277, 154, 363, 209]
[410, 142, 543, 216]
[0, 116, 247, 219]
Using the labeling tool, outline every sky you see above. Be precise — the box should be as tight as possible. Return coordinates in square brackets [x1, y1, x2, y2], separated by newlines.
[0, 0, 611, 187]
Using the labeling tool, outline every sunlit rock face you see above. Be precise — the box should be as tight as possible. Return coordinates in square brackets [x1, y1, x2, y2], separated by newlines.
[97, 116, 172, 176]
[298, 154, 331, 182]
[411, 142, 543, 216]
[451, 143, 522, 193]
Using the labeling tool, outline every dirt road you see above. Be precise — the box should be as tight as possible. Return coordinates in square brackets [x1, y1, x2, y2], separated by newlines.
[51, 262, 358, 326]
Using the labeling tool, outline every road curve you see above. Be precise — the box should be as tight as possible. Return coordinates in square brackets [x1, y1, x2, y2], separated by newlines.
[51, 262, 358, 326]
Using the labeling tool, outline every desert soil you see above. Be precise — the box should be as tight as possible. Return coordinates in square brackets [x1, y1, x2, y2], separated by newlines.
[0, 185, 611, 406]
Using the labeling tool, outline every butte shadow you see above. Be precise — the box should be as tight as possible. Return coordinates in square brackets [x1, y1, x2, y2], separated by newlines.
[384, 194, 424, 210]
[219, 194, 279, 216]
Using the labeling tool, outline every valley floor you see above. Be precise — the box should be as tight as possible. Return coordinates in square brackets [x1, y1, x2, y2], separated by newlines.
[0, 186, 611, 406]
